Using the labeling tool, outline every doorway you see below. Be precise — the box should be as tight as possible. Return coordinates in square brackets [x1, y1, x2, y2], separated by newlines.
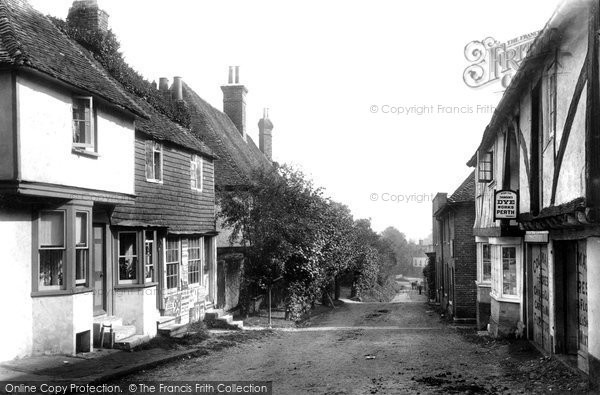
[93, 224, 106, 315]
[526, 244, 550, 352]
[553, 240, 587, 359]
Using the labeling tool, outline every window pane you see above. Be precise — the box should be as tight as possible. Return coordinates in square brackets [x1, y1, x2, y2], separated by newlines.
[144, 231, 154, 282]
[76, 249, 87, 285]
[119, 233, 136, 256]
[154, 151, 161, 180]
[119, 233, 137, 281]
[75, 212, 87, 247]
[119, 257, 137, 280]
[40, 211, 64, 247]
[39, 250, 64, 289]
[73, 99, 91, 145]
[502, 247, 517, 295]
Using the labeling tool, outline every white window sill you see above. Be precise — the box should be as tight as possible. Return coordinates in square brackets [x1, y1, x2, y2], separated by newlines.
[146, 178, 163, 184]
[475, 281, 492, 287]
[72, 147, 99, 158]
[491, 294, 520, 304]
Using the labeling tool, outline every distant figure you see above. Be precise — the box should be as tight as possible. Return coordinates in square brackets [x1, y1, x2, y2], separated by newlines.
[417, 283, 423, 295]
[411, 281, 417, 290]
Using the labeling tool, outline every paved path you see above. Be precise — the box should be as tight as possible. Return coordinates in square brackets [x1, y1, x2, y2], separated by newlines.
[123, 292, 590, 394]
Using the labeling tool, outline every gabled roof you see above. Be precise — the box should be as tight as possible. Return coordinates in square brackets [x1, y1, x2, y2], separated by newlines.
[448, 170, 475, 203]
[0, 0, 145, 117]
[433, 171, 475, 217]
[183, 83, 271, 188]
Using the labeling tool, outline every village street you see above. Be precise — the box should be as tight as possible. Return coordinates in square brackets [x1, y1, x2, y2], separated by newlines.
[121, 292, 589, 394]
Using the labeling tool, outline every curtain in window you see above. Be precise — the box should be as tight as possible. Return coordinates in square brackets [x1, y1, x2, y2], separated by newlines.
[40, 211, 64, 247]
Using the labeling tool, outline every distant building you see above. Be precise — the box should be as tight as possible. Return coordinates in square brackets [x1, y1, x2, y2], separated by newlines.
[412, 257, 428, 268]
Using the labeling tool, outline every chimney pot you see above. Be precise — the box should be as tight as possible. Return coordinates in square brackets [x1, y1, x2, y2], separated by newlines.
[159, 77, 169, 91]
[259, 108, 273, 161]
[235, 66, 240, 84]
[172, 76, 183, 101]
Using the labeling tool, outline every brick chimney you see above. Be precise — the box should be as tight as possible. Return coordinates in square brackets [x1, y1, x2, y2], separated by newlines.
[221, 66, 248, 139]
[258, 108, 273, 161]
[67, 0, 109, 34]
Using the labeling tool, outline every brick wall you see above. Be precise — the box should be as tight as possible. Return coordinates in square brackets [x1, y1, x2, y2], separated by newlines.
[452, 202, 477, 319]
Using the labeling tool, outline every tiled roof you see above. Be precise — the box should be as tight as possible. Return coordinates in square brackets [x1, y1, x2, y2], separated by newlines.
[0, 0, 146, 117]
[448, 171, 475, 203]
[134, 98, 216, 158]
[183, 83, 272, 188]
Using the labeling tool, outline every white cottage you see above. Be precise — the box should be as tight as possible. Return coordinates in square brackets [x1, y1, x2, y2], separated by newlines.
[0, 0, 148, 360]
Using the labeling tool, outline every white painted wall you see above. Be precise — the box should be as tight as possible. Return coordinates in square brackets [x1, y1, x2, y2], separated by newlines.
[114, 287, 159, 337]
[17, 75, 135, 195]
[32, 292, 93, 355]
[0, 209, 33, 361]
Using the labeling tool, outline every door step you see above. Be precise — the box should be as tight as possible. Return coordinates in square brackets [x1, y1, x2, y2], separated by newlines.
[114, 334, 151, 350]
[204, 309, 243, 330]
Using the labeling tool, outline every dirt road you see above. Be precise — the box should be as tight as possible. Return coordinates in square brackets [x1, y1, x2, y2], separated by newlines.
[124, 294, 590, 394]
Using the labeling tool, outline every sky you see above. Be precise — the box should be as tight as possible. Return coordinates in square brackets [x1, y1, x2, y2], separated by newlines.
[31, 0, 562, 241]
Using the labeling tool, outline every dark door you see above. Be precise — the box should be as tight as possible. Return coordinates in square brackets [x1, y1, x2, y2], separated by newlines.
[554, 240, 580, 355]
[93, 225, 106, 315]
[217, 261, 226, 308]
[528, 244, 550, 352]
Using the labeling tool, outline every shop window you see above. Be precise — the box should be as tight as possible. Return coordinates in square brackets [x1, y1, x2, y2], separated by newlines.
[118, 232, 137, 284]
[502, 246, 517, 296]
[188, 237, 201, 285]
[482, 243, 491, 282]
[166, 238, 179, 289]
[144, 231, 155, 283]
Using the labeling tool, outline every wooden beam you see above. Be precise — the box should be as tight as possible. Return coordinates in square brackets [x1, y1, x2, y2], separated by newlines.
[586, 0, 600, 208]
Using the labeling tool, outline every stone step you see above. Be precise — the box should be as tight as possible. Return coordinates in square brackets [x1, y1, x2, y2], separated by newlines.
[230, 320, 244, 329]
[204, 309, 225, 320]
[156, 315, 177, 332]
[114, 334, 150, 351]
[113, 325, 137, 342]
[158, 322, 189, 337]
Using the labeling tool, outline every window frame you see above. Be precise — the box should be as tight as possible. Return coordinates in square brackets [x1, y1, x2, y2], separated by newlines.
[188, 237, 201, 285]
[501, 246, 518, 298]
[33, 205, 93, 295]
[478, 151, 494, 183]
[144, 230, 156, 284]
[190, 154, 203, 192]
[145, 141, 163, 183]
[72, 96, 97, 152]
[117, 231, 139, 285]
[74, 211, 89, 287]
[165, 237, 180, 290]
[38, 210, 67, 291]
[481, 243, 491, 283]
